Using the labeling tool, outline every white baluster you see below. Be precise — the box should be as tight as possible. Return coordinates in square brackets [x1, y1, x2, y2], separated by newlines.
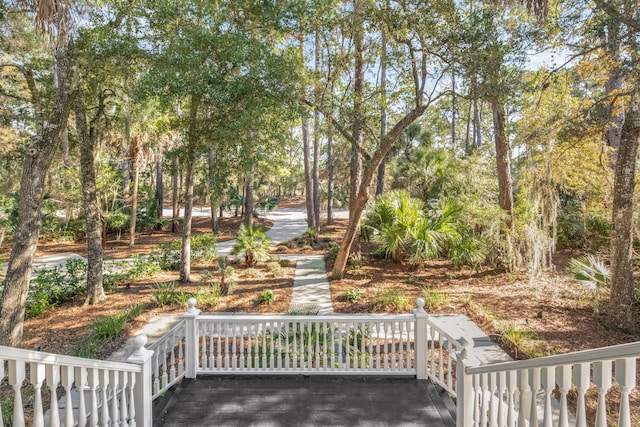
[489, 372, 498, 427]
[262, 321, 268, 370]
[30, 362, 45, 427]
[60, 366, 75, 427]
[202, 322, 209, 369]
[541, 366, 555, 427]
[109, 371, 120, 427]
[211, 322, 222, 370]
[161, 339, 169, 386]
[556, 364, 571, 427]
[368, 322, 375, 371]
[152, 350, 160, 396]
[170, 331, 177, 381]
[75, 367, 88, 427]
[518, 369, 530, 426]
[45, 361, 60, 427]
[100, 370, 110, 427]
[447, 339, 454, 390]
[480, 373, 489, 427]
[438, 333, 445, 383]
[323, 322, 330, 370]
[9, 360, 26, 427]
[497, 371, 507, 427]
[573, 362, 589, 427]
[88, 368, 99, 427]
[285, 322, 291, 370]
[529, 367, 541, 427]
[178, 329, 185, 376]
[270, 322, 276, 369]
[119, 371, 129, 426]
[615, 357, 636, 427]
[330, 321, 336, 371]
[128, 371, 136, 427]
[360, 321, 366, 369]
[256, 323, 263, 369]
[593, 360, 612, 427]
[506, 370, 517, 427]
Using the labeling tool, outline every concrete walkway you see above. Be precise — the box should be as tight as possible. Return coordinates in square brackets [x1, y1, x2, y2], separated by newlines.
[281, 254, 333, 314]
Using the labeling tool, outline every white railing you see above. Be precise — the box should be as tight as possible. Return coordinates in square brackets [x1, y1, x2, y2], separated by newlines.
[0, 335, 153, 427]
[426, 319, 464, 395]
[181, 298, 436, 377]
[455, 340, 640, 427]
[147, 320, 186, 400]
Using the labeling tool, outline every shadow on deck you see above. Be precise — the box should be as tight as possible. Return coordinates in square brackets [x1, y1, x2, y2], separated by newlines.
[154, 376, 457, 427]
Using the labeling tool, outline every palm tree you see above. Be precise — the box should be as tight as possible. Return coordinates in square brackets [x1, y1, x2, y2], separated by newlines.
[231, 224, 272, 268]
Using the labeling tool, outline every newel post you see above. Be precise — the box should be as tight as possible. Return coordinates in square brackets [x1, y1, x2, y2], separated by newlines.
[127, 334, 154, 427]
[184, 297, 201, 379]
[456, 337, 474, 427]
[413, 298, 428, 380]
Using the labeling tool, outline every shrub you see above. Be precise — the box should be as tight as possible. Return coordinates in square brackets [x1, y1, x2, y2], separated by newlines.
[287, 304, 320, 315]
[151, 281, 185, 307]
[267, 261, 285, 277]
[568, 255, 609, 314]
[25, 259, 87, 318]
[302, 244, 313, 251]
[374, 289, 411, 312]
[421, 287, 450, 309]
[244, 268, 263, 279]
[257, 289, 275, 305]
[326, 244, 339, 262]
[231, 224, 271, 267]
[343, 287, 362, 302]
[191, 233, 217, 263]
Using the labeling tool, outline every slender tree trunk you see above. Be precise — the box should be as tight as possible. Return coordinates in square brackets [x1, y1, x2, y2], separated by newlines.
[180, 95, 200, 282]
[75, 88, 105, 305]
[327, 123, 334, 225]
[171, 156, 179, 233]
[128, 136, 139, 248]
[607, 88, 640, 332]
[156, 140, 164, 223]
[244, 161, 255, 227]
[491, 99, 515, 230]
[208, 148, 219, 234]
[302, 112, 314, 228]
[465, 99, 472, 153]
[451, 70, 456, 150]
[376, 28, 388, 197]
[313, 29, 321, 230]
[0, 44, 78, 346]
[180, 158, 195, 282]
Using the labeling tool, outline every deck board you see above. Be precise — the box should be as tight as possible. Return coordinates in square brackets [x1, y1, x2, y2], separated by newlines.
[155, 376, 456, 427]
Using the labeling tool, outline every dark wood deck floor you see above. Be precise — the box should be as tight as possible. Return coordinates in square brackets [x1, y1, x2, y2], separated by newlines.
[154, 375, 456, 427]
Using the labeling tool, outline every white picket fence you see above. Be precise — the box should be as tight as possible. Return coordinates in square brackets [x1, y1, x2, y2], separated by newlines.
[1, 297, 638, 426]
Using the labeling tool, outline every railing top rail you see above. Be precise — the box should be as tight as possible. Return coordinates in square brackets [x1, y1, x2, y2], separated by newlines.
[148, 319, 186, 351]
[196, 313, 416, 322]
[0, 345, 142, 373]
[426, 319, 464, 350]
[466, 341, 640, 375]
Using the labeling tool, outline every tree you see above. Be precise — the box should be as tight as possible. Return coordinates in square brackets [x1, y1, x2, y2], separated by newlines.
[0, 0, 79, 346]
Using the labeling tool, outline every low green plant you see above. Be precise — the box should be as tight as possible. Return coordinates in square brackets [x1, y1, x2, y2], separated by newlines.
[195, 283, 222, 307]
[568, 255, 610, 314]
[276, 244, 288, 252]
[231, 224, 271, 267]
[421, 287, 450, 309]
[326, 244, 339, 262]
[343, 287, 362, 302]
[498, 321, 534, 358]
[267, 261, 285, 277]
[460, 292, 473, 307]
[302, 244, 313, 251]
[287, 304, 320, 315]
[25, 259, 88, 318]
[73, 303, 145, 358]
[152, 281, 183, 307]
[244, 268, 263, 279]
[374, 289, 411, 312]
[257, 289, 275, 305]
[2, 394, 14, 425]
[306, 227, 317, 246]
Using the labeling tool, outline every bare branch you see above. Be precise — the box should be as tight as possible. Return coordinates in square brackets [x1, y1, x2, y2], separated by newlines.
[0, 62, 44, 131]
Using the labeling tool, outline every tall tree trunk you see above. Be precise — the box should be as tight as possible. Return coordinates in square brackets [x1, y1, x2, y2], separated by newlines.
[244, 162, 255, 227]
[376, 28, 388, 197]
[451, 70, 457, 150]
[607, 88, 640, 333]
[465, 99, 472, 153]
[208, 148, 219, 234]
[472, 74, 482, 149]
[604, 21, 624, 149]
[180, 158, 195, 282]
[171, 156, 179, 233]
[128, 134, 139, 248]
[179, 94, 200, 282]
[0, 44, 78, 347]
[75, 88, 105, 305]
[302, 112, 314, 228]
[326, 123, 334, 225]
[313, 29, 321, 230]
[155, 140, 164, 223]
[491, 99, 515, 230]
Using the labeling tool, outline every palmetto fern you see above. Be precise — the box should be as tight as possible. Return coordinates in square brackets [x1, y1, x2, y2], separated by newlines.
[231, 224, 271, 267]
[568, 255, 610, 291]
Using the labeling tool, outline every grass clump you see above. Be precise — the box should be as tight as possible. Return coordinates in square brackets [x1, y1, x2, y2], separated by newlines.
[267, 261, 285, 277]
[244, 268, 263, 279]
[374, 289, 411, 312]
[73, 303, 145, 358]
[343, 287, 362, 302]
[421, 286, 450, 309]
[287, 304, 320, 315]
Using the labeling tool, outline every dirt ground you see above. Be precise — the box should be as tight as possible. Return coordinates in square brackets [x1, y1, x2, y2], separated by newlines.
[2, 207, 639, 425]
